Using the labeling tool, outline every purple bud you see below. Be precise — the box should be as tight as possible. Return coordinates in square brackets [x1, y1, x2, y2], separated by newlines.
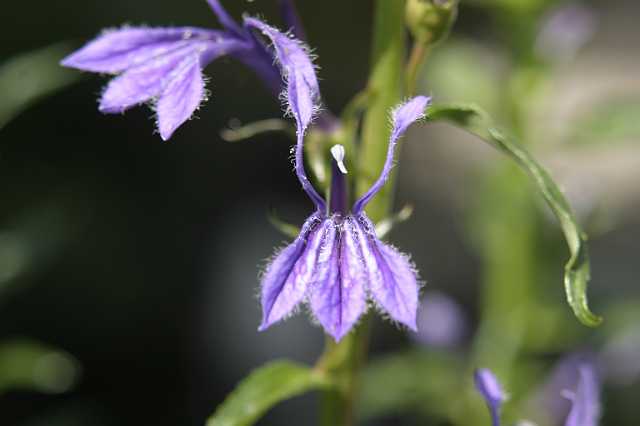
[474, 368, 507, 426]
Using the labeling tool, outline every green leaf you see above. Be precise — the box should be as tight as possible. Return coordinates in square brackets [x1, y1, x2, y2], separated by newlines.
[427, 103, 602, 327]
[267, 209, 300, 239]
[207, 360, 331, 426]
[0, 339, 80, 395]
[220, 119, 293, 143]
[0, 43, 80, 130]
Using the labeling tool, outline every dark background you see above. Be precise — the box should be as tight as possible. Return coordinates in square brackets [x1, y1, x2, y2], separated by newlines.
[1, 1, 639, 425]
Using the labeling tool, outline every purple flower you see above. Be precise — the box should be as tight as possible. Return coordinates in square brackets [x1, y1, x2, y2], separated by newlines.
[61, 0, 305, 140]
[259, 96, 430, 341]
[474, 368, 507, 426]
[563, 363, 601, 426]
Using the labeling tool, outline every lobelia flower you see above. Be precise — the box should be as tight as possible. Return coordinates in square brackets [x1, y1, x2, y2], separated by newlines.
[60, 0, 308, 140]
[474, 368, 508, 426]
[258, 94, 430, 341]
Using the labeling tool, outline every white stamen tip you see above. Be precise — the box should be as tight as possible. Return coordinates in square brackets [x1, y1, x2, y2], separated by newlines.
[330, 144, 348, 174]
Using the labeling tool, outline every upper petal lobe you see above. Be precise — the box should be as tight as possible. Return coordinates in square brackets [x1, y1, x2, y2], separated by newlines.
[243, 17, 319, 131]
[353, 96, 430, 214]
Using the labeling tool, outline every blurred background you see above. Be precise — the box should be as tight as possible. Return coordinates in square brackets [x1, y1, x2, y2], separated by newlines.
[1, 0, 639, 425]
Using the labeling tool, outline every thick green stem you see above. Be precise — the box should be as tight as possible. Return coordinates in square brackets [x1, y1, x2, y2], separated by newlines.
[318, 2, 406, 425]
[357, 0, 406, 222]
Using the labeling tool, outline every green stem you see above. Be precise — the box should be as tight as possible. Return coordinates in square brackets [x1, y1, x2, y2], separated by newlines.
[317, 2, 406, 425]
[317, 320, 371, 426]
[357, 0, 406, 222]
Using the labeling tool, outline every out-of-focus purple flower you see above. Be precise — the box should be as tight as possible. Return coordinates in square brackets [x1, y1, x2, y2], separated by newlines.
[259, 96, 431, 341]
[536, 2, 597, 62]
[528, 352, 594, 424]
[474, 368, 507, 426]
[412, 291, 467, 348]
[562, 363, 601, 426]
[61, 0, 305, 140]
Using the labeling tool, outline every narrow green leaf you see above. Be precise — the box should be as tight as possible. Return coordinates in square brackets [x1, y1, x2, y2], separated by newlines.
[375, 204, 414, 240]
[427, 103, 602, 326]
[0, 43, 80, 130]
[267, 209, 300, 239]
[207, 360, 331, 426]
[220, 119, 293, 143]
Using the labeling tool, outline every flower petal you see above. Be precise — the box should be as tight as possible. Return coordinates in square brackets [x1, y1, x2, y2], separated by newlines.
[355, 214, 419, 329]
[61, 27, 223, 73]
[353, 96, 431, 214]
[243, 17, 319, 129]
[98, 37, 246, 138]
[371, 242, 420, 329]
[310, 216, 367, 341]
[243, 17, 325, 211]
[474, 368, 507, 426]
[98, 43, 197, 114]
[563, 364, 600, 426]
[259, 216, 335, 331]
[155, 54, 205, 140]
[358, 213, 419, 331]
[390, 95, 431, 140]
